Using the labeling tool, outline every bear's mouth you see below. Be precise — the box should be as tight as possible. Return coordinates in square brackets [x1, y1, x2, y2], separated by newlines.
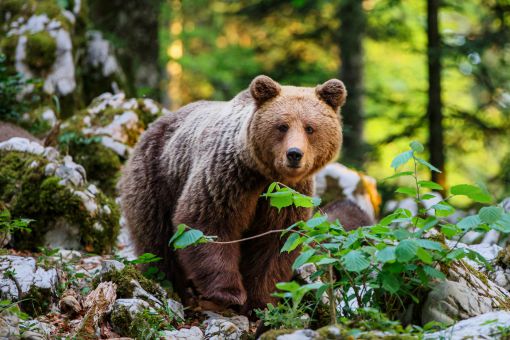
[287, 164, 302, 169]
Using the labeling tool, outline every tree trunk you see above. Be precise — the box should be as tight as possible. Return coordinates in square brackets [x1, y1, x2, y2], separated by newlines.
[427, 0, 446, 187]
[338, 0, 366, 168]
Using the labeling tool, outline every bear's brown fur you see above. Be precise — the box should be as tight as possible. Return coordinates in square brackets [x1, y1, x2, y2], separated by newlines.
[119, 75, 346, 314]
[322, 199, 375, 230]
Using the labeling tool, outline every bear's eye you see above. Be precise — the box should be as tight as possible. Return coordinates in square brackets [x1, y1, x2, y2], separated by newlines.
[277, 124, 289, 133]
[305, 126, 314, 134]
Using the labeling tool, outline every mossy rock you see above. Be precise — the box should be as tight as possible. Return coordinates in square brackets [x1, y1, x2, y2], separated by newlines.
[94, 265, 167, 302]
[25, 31, 56, 74]
[0, 148, 119, 253]
[259, 329, 298, 340]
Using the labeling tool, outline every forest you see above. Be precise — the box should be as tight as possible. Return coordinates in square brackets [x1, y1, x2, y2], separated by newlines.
[1, 0, 510, 339]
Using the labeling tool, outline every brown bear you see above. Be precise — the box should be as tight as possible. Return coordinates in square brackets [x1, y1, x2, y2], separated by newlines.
[119, 75, 346, 314]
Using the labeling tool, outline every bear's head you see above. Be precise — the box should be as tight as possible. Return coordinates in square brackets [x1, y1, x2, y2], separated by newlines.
[247, 75, 346, 184]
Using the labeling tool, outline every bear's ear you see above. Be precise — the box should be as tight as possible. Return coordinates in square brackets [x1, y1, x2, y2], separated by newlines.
[315, 79, 347, 110]
[250, 75, 281, 105]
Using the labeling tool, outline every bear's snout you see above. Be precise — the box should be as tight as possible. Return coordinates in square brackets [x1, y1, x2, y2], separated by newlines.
[286, 147, 304, 167]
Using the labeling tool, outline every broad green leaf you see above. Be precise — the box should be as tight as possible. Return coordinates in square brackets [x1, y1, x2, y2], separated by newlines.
[416, 157, 441, 173]
[432, 202, 455, 217]
[465, 249, 490, 268]
[269, 192, 293, 211]
[423, 265, 446, 279]
[168, 224, 187, 246]
[266, 182, 278, 194]
[421, 193, 437, 200]
[450, 184, 492, 203]
[391, 151, 413, 170]
[342, 250, 370, 272]
[395, 239, 418, 262]
[315, 283, 329, 300]
[281, 233, 302, 253]
[479, 207, 503, 224]
[410, 141, 424, 153]
[416, 248, 433, 264]
[376, 246, 396, 263]
[396, 187, 417, 196]
[457, 215, 481, 231]
[307, 215, 328, 229]
[276, 281, 301, 292]
[418, 180, 443, 190]
[383, 171, 414, 181]
[315, 258, 339, 266]
[173, 229, 205, 249]
[293, 195, 315, 208]
[446, 248, 465, 260]
[381, 272, 401, 293]
[441, 224, 461, 238]
[415, 239, 444, 251]
[492, 214, 510, 233]
[292, 249, 315, 270]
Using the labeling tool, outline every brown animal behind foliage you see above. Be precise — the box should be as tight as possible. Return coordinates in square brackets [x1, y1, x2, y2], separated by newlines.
[0, 121, 41, 143]
[119, 75, 347, 315]
[322, 199, 375, 231]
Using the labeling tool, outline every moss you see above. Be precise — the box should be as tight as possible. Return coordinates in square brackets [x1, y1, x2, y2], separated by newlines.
[0, 0, 32, 21]
[25, 31, 56, 74]
[0, 150, 119, 254]
[259, 329, 297, 340]
[95, 265, 167, 301]
[68, 141, 121, 196]
[496, 245, 510, 269]
[0, 36, 19, 65]
[128, 309, 165, 339]
[110, 304, 132, 336]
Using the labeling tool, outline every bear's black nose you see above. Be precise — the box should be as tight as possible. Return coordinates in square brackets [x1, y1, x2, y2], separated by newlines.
[286, 147, 303, 164]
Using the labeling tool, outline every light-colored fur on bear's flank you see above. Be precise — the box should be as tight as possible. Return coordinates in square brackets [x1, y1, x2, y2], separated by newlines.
[119, 75, 346, 315]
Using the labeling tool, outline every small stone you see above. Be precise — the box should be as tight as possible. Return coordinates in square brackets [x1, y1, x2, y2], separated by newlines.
[166, 299, 185, 321]
[203, 312, 249, 339]
[59, 294, 82, 316]
[19, 320, 54, 340]
[0, 310, 19, 338]
[110, 298, 151, 335]
[160, 326, 203, 340]
[276, 329, 320, 340]
[100, 260, 126, 277]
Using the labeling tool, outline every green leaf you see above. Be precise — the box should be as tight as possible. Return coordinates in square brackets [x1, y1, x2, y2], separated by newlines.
[416, 248, 433, 264]
[281, 233, 302, 253]
[423, 265, 446, 279]
[391, 151, 413, 170]
[441, 224, 461, 238]
[432, 202, 455, 217]
[450, 184, 492, 203]
[410, 141, 424, 153]
[292, 249, 315, 270]
[168, 224, 187, 246]
[269, 192, 293, 211]
[381, 272, 401, 294]
[415, 239, 444, 251]
[417, 180, 443, 190]
[415, 157, 441, 172]
[395, 239, 418, 262]
[342, 250, 370, 272]
[276, 281, 301, 292]
[421, 193, 437, 200]
[446, 248, 466, 260]
[395, 187, 417, 196]
[376, 246, 396, 263]
[383, 171, 414, 181]
[307, 215, 328, 229]
[315, 258, 339, 266]
[266, 182, 278, 194]
[293, 195, 315, 208]
[479, 207, 503, 224]
[173, 229, 205, 249]
[457, 215, 481, 231]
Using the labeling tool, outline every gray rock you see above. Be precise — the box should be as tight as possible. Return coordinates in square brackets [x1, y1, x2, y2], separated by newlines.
[276, 329, 320, 340]
[99, 260, 125, 278]
[0, 256, 58, 301]
[0, 310, 19, 339]
[166, 299, 185, 321]
[421, 280, 494, 325]
[110, 298, 151, 335]
[160, 326, 203, 340]
[203, 312, 249, 340]
[20, 319, 54, 340]
[423, 311, 510, 340]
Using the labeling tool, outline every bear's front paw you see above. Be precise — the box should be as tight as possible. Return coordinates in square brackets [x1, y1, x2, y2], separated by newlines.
[202, 285, 247, 309]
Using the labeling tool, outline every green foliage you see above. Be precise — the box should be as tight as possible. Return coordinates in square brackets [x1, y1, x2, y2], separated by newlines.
[0, 209, 32, 247]
[25, 32, 57, 73]
[169, 141, 509, 329]
[0, 54, 41, 122]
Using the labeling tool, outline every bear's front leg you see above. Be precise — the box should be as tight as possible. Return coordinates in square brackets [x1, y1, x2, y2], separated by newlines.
[172, 187, 251, 309]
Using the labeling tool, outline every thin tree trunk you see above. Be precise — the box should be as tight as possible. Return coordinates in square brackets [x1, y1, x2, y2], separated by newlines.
[427, 0, 446, 187]
[338, 0, 366, 168]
